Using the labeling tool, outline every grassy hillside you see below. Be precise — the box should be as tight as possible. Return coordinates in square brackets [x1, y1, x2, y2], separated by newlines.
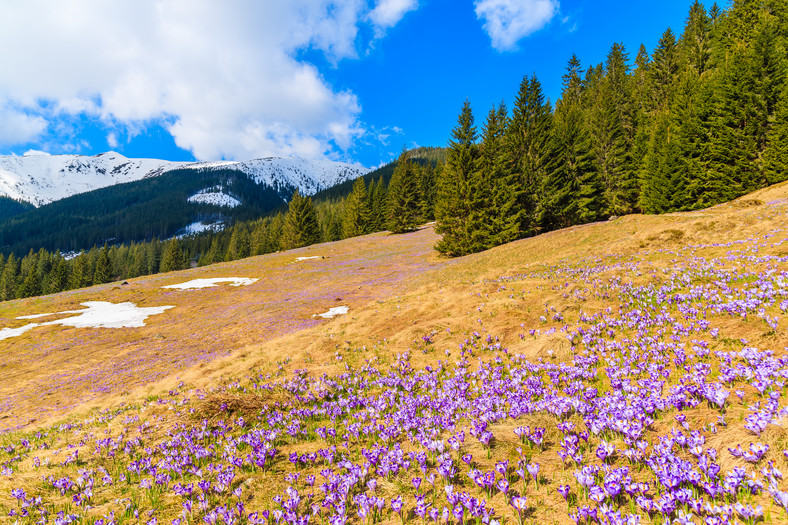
[1, 181, 787, 524]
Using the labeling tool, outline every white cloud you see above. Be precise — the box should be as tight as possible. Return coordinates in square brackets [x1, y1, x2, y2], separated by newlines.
[369, 0, 418, 34]
[0, 0, 414, 160]
[474, 0, 559, 51]
[0, 102, 47, 146]
[106, 132, 118, 149]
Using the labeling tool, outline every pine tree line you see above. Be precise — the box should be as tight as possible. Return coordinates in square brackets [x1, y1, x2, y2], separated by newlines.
[435, 0, 788, 256]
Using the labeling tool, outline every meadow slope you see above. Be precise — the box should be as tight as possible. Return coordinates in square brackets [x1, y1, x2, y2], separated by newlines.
[1, 182, 788, 525]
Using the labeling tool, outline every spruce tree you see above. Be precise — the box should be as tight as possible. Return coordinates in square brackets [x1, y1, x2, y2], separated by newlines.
[0, 253, 18, 301]
[17, 268, 41, 298]
[419, 164, 437, 222]
[93, 244, 112, 285]
[763, 85, 788, 184]
[591, 43, 637, 215]
[146, 242, 161, 275]
[68, 254, 92, 290]
[281, 191, 320, 250]
[541, 57, 603, 229]
[343, 177, 371, 237]
[370, 176, 388, 231]
[475, 103, 521, 249]
[749, 21, 785, 164]
[651, 28, 680, 110]
[160, 239, 186, 272]
[541, 100, 601, 228]
[672, 71, 705, 210]
[435, 101, 478, 255]
[679, 1, 712, 76]
[225, 227, 251, 262]
[563, 54, 584, 105]
[701, 44, 759, 203]
[387, 150, 422, 234]
[48, 257, 68, 294]
[200, 238, 222, 265]
[507, 74, 552, 236]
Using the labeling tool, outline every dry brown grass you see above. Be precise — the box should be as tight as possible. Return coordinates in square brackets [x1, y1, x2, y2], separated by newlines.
[1, 181, 788, 523]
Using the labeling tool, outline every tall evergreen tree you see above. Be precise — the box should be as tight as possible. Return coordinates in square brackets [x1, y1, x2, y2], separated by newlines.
[387, 150, 422, 234]
[370, 176, 388, 231]
[93, 244, 112, 284]
[68, 254, 92, 290]
[475, 103, 521, 248]
[225, 227, 251, 262]
[651, 28, 680, 110]
[763, 85, 788, 184]
[562, 54, 584, 105]
[541, 58, 603, 229]
[160, 239, 187, 273]
[281, 191, 320, 250]
[542, 116, 602, 225]
[200, 238, 223, 265]
[639, 112, 678, 213]
[343, 177, 371, 237]
[672, 70, 706, 210]
[679, 1, 712, 76]
[419, 164, 437, 222]
[701, 44, 759, 203]
[507, 74, 552, 236]
[591, 43, 638, 215]
[17, 267, 41, 298]
[435, 101, 478, 255]
[48, 257, 68, 294]
[146, 242, 161, 275]
[0, 253, 18, 301]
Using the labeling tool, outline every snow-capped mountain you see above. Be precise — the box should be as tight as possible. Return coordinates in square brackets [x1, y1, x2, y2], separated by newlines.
[0, 151, 367, 207]
[182, 157, 368, 198]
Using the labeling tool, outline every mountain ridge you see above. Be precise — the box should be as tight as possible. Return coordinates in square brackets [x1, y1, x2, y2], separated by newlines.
[0, 151, 367, 207]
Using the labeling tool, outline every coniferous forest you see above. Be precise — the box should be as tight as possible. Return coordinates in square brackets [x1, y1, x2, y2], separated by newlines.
[436, 0, 788, 255]
[0, 0, 786, 301]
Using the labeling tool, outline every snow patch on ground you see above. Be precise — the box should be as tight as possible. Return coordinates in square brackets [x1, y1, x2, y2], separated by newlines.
[314, 306, 349, 319]
[295, 256, 322, 262]
[177, 221, 226, 237]
[162, 277, 258, 290]
[187, 191, 241, 208]
[1, 302, 173, 340]
[0, 323, 39, 339]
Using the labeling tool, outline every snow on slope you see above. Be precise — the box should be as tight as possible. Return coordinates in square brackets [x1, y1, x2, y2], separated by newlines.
[187, 189, 241, 208]
[0, 152, 368, 207]
[183, 157, 364, 197]
[0, 152, 185, 207]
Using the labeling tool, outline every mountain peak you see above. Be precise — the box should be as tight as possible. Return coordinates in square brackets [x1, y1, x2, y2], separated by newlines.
[0, 152, 368, 208]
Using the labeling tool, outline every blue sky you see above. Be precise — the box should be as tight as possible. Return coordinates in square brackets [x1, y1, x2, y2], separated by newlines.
[0, 0, 715, 169]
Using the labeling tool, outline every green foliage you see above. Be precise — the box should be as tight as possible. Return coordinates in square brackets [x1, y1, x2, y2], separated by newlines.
[225, 227, 251, 262]
[0, 197, 34, 220]
[93, 245, 113, 284]
[435, 101, 478, 255]
[508, 75, 552, 235]
[476, 103, 522, 249]
[0, 168, 287, 256]
[763, 85, 788, 184]
[281, 191, 321, 250]
[590, 43, 638, 215]
[160, 239, 187, 273]
[541, 99, 602, 228]
[343, 178, 372, 237]
[386, 150, 422, 234]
